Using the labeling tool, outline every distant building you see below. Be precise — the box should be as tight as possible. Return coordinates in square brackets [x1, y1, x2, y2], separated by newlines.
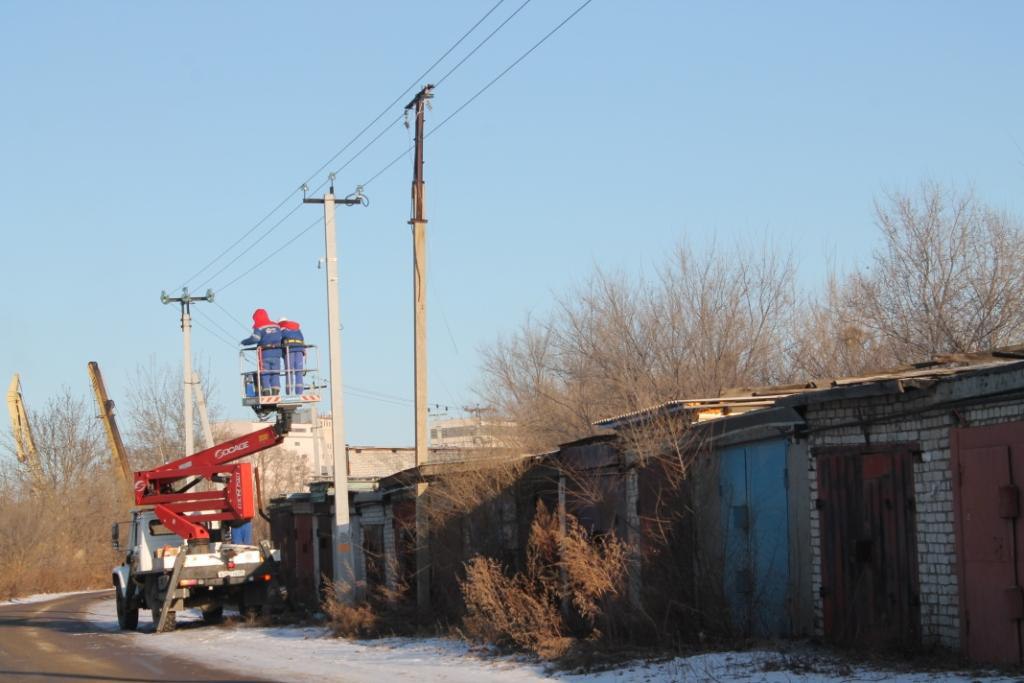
[429, 412, 515, 448]
[218, 410, 469, 482]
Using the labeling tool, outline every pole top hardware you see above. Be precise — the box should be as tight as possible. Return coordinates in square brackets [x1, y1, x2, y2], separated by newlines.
[404, 84, 435, 112]
[160, 288, 215, 305]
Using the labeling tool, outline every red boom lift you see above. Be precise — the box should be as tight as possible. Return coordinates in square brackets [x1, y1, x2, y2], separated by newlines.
[132, 414, 291, 541]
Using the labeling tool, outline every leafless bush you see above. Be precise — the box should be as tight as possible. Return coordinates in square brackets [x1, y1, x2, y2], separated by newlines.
[0, 387, 117, 599]
[423, 453, 529, 526]
[459, 503, 628, 660]
[322, 580, 379, 638]
[461, 556, 571, 659]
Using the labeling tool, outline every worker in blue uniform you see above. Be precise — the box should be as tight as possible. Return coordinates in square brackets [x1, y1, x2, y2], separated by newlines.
[241, 308, 283, 395]
[279, 318, 306, 395]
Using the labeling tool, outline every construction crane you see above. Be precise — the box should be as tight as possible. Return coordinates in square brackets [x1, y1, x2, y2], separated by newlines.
[6, 374, 48, 494]
[88, 361, 135, 506]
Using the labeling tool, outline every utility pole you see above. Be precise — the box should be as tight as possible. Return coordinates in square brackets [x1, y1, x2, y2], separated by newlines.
[192, 371, 215, 450]
[407, 84, 434, 616]
[160, 288, 214, 457]
[303, 175, 364, 602]
[310, 403, 323, 478]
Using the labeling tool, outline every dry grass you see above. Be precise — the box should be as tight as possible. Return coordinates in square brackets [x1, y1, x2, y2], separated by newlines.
[321, 581, 379, 638]
[422, 454, 528, 526]
[0, 488, 122, 600]
[459, 502, 628, 661]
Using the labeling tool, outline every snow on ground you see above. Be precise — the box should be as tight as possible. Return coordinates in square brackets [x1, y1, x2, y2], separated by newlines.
[83, 597, 1019, 683]
[0, 588, 106, 606]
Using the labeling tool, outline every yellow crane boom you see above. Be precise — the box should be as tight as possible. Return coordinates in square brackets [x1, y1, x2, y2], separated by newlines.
[87, 362, 134, 504]
[6, 374, 48, 494]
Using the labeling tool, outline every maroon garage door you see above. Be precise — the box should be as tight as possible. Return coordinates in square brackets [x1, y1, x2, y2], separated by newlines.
[953, 422, 1024, 664]
[817, 445, 920, 648]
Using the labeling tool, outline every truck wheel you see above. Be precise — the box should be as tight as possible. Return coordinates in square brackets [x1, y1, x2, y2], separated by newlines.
[201, 606, 224, 624]
[116, 585, 139, 631]
[237, 596, 261, 621]
[151, 606, 176, 632]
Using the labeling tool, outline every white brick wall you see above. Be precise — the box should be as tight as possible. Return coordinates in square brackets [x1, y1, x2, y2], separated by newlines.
[805, 391, 1024, 651]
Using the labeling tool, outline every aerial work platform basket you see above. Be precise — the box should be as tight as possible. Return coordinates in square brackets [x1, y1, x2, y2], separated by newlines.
[240, 344, 321, 418]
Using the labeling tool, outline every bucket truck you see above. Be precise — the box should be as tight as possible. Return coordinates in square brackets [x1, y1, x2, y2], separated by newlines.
[110, 345, 321, 632]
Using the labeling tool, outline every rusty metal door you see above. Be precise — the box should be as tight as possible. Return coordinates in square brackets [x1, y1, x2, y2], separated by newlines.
[817, 445, 919, 647]
[952, 422, 1024, 664]
[293, 514, 315, 609]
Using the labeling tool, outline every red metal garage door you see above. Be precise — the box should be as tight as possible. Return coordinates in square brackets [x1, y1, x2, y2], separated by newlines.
[952, 422, 1024, 664]
[817, 445, 920, 648]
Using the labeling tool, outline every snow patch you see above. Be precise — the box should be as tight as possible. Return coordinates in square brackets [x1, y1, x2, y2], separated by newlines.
[83, 598, 1018, 682]
[0, 588, 109, 606]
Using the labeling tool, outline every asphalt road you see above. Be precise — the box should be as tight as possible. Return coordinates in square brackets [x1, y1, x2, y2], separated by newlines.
[0, 590, 272, 682]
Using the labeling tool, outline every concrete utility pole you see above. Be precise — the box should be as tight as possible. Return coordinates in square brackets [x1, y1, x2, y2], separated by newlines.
[310, 403, 323, 478]
[192, 371, 215, 450]
[160, 288, 214, 457]
[407, 84, 434, 615]
[303, 175, 364, 602]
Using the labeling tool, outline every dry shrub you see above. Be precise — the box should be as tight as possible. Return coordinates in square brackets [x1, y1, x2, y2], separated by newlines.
[459, 502, 628, 660]
[461, 556, 571, 659]
[322, 564, 418, 639]
[0, 387, 124, 600]
[322, 580, 379, 638]
[560, 517, 627, 622]
[424, 454, 527, 526]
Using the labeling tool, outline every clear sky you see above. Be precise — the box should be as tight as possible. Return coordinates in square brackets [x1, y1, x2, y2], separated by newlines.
[2, 1, 1022, 447]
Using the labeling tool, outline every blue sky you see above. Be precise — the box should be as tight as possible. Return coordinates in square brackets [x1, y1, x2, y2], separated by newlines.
[2, 1, 1022, 446]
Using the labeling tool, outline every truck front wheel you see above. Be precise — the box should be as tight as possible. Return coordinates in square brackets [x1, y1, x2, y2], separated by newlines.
[116, 584, 139, 631]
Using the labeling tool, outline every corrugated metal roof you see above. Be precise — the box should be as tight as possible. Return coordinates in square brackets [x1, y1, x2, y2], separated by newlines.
[594, 394, 802, 428]
[594, 347, 1024, 429]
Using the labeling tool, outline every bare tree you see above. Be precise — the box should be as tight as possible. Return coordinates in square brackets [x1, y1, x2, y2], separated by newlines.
[10, 387, 105, 495]
[0, 387, 116, 599]
[843, 182, 1024, 363]
[478, 239, 796, 451]
[788, 269, 895, 379]
[122, 356, 224, 469]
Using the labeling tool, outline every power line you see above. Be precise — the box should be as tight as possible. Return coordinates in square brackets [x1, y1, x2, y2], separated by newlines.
[212, 299, 250, 332]
[301, 0, 533, 198]
[191, 316, 242, 351]
[433, 0, 533, 88]
[193, 307, 243, 343]
[176, 189, 300, 291]
[304, 113, 406, 200]
[196, 202, 305, 291]
[195, 0, 593, 298]
[216, 216, 322, 293]
[175, 0, 510, 293]
[193, 0, 529, 282]
[361, 0, 596, 190]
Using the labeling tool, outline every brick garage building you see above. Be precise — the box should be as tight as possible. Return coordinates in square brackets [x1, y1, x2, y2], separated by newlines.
[777, 354, 1024, 661]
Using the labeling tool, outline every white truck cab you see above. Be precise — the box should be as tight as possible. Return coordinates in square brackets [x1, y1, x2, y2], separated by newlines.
[112, 508, 284, 632]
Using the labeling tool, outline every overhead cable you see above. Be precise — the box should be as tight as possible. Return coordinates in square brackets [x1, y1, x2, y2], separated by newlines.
[361, 0, 595, 190]
[175, 0, 510, 293]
